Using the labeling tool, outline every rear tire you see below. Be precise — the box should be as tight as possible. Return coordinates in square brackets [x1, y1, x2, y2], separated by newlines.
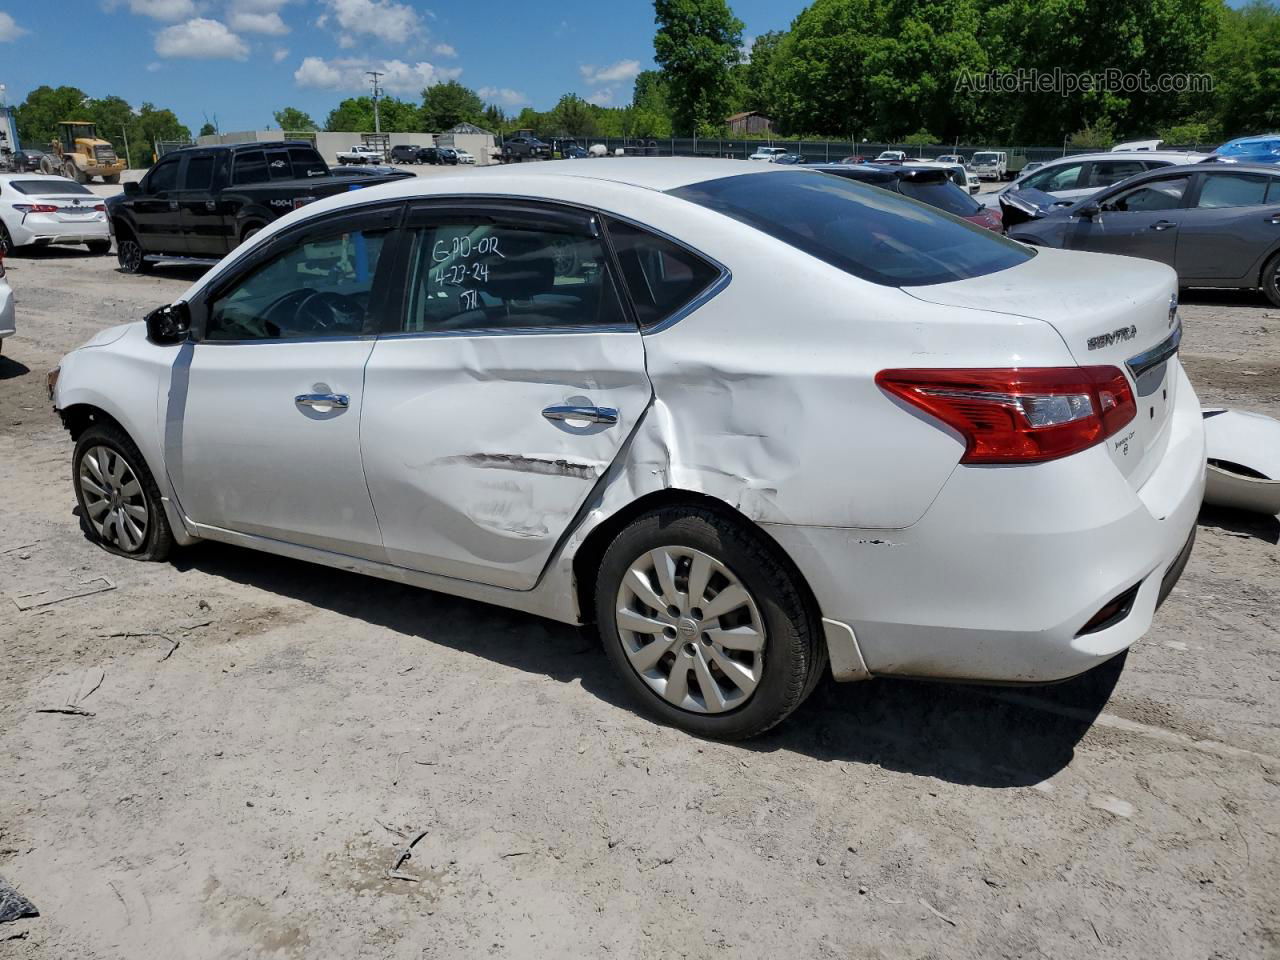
[73, 423, 173, 562]
[595, 506, 826, 740]
[1262, 251, 1280, 308]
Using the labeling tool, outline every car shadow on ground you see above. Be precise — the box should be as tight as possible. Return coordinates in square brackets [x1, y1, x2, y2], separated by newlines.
[1197, 504, 1280, 544]
[1179, 287, 1274, 308]
[0, 355, 30, 380]
[167, 541, 1118, 788]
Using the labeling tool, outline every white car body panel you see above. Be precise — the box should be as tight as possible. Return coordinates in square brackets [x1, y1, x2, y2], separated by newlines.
[0, 173, 109, 247]
[983, 150, 1210, 208]
[0, 270, 15, 342]
[52, 159, 1206, 684]
[1201, 407, 1280, 515]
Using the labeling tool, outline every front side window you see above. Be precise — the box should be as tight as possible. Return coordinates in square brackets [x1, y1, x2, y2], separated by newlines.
[206, 227, 390, 341]
[605, 217, 721, 329]
[1023, 162, 1083, 192]
[1195, 173, 1271, 209]
[1086, 160, 1146, 187]
[672, 170, 1032, 287]
[1101, 176, 1190, 212]
[400, 216, 627, 333]
[146, 157, 180, 194]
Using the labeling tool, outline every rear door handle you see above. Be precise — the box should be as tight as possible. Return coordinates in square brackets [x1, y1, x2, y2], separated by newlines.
[1150, 220, 1176, 231]
[542, 404, 618, 425]
[168, 201, 178, 211]
[1266, 214, 1280, 224]
[295, 393, 349, 409]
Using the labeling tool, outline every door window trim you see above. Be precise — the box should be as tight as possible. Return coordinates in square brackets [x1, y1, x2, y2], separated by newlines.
[188, 200, 407, 344]
[382, 197, 641, 339]
[1184, 170, 1277, 210]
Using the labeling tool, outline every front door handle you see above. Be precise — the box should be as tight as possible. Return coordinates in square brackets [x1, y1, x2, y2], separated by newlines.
[168, 200, 178, 211]
[295, 393, 350, 409]
[1150, 220, 1176, 231]
[1266, 214, 1280, 225]
[542, 404, 618, 425]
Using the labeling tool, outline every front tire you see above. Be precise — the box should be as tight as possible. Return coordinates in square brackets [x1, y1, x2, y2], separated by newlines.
[1262, 251, 1280, 308]
[116, 233, 151, 274]
[73, 424, 173, 561]
[595, 506, 825, 740]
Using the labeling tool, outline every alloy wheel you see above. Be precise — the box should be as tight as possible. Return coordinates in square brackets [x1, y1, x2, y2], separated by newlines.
[79, 445, 149, 552]
[119, 240, 142, 272]
[614, 546, 765, 714]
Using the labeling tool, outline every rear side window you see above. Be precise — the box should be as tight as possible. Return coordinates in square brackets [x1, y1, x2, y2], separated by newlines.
[289, 147, 327, 178]
[671, 170, 1032, 287]
[1086, 160, 1146, 187]
[605, 217, 722, 329]
[1196, 173, 1270, 208]
[896, 179, 981, 216]
[182, 155, 215, 191]
[233, 151, 268, 185]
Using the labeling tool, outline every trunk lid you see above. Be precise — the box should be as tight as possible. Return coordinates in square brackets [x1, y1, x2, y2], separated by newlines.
[906, 246, 1182, 489]
[30, 193, 105, 223]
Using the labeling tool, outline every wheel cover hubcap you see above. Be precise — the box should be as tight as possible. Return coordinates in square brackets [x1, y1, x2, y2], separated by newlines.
[79, 445, 148, 552]
[615, 546, 765, 714]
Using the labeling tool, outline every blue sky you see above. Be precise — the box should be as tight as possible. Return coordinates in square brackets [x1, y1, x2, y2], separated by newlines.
[0, 0, 798, 133]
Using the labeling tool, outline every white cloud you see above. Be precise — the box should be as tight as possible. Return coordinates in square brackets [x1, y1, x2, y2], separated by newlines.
[155, 18, 249, 59]
[585, 89, 614, 106]
[294, 56, 460, 94]
[320, 0, 422, 45]
[0, 11, 27, 41]
[229, 10, 288, 34]
[432, 43, 456, 57]
[273, 46, 290, 62]
[478, 86, 526, 106]
[126, 0, 197, 20]
[146, 61, 164, 72]
[579, 59, 641, 86]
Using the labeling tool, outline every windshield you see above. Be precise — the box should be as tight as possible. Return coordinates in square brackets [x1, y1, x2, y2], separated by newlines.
[671, 170, 1032, 287]
[9, 179, 95, 195]
[897, 179, 982, 216]
[1216, 138, 1280, 157]
[973, 153, 1000, 163]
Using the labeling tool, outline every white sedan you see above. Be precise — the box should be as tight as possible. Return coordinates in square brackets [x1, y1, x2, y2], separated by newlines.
[48, 159, 1205, 739]
[0, 255, 14, 354]
[0, 173, 111, 255]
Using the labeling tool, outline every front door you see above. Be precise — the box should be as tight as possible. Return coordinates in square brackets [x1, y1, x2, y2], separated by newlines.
[1065, 174, 1192, 268]
[360, 202, 653, 590]
[168, 208, 400, 559]
[131, 153, 185, 254]
[176, 150, 227, 258]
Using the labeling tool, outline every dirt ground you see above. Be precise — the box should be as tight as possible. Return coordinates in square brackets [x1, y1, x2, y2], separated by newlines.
[0, 240, 1277, 960]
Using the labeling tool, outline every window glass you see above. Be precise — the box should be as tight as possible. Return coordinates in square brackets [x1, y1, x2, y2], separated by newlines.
[1022, 162, 1083, 192]
[1086, 160, 1146, 187]
[206, 228, 390, 341]
[1196, 173, 1270, 209]
[605, 217, 721, 329]
[182, 155, 215, 191]
[1269, 179, 1280, 203]
[1101, 176, 1190, 212]
[265, 150, 295, 180]
[147, 158, 180, 194]
[671, 170, 1032, 287]
[233, 150, 268, 185]
[289, 147, 328, 178]
[896, 179, 982, 216]
[9, 179, 94, 196]
[401, 218, 626, 333]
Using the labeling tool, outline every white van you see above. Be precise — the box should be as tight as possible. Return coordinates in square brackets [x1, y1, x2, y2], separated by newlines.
[971, 151, 1007, 180]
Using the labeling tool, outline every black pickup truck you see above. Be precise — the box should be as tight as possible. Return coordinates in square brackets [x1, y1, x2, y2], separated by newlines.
[107, 141, 403, 273]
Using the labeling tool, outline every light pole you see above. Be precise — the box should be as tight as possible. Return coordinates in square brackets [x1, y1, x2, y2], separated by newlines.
[119, 124, 132, 169]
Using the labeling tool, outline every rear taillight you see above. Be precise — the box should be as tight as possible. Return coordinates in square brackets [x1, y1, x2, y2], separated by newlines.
[876, 366, 1136, 464]
[14, 204, 59, 214]
[94, 204, 106, 211]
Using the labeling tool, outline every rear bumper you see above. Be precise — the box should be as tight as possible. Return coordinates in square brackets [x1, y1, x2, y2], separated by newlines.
[768, 363, 1206, 684]
[9, 216, 109, 247]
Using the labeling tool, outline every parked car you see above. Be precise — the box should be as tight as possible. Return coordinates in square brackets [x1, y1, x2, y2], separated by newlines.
[0, 174, 110, 256]
[873, 150, 907, 162]
[456, 149, 476, 165]
[501, 136, 551, 162]
[771, 154, 804, 165]
[936, 154, 963, 165]
[336, 144, 384, 165]
[1207, 134, 1280, 166]
[1021, 160, 1045, 176]
[10, 149, 46, 173]
[1006, 163, 1280, 306]
[341, 164, 415, 180]
[839, 155, 866, 164]
[437, 147, 460, 166]
[0, 253, 13, 355]
[390, 144, 428, 164]
[971, 151, 1008, 180]
[987, 151, 1208, 209]
[810, 163, 1003, 231]
[560, 145, 589, 159]
[105, 141, 404, 272]
[48, 159, 1204, 738]
[748, 146, 788, 162]
[904, 159, 979, 195]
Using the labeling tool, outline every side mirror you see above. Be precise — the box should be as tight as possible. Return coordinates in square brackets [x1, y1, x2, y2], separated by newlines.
[1077, 202, 1100, 219]
[123, 180, 141, 196]
[145, 302, 191, 345]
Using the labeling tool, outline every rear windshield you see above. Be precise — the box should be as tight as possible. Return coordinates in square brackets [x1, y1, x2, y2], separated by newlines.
[897, 179, 982, 216]
[9, 179, 94, 195]
[670, 170, 1031, 287]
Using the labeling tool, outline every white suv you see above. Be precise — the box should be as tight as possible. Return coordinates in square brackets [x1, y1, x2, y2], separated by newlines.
[989, 151, 1209, 208]
[748, 147, 788, 162]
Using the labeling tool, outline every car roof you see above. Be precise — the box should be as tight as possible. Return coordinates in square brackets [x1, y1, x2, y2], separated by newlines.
[448, 157, 783, 192]
[1035, 150, 1207, 167]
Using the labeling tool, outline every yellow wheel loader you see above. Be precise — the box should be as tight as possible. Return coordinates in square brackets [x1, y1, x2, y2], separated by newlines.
[40, 122, 126, 184]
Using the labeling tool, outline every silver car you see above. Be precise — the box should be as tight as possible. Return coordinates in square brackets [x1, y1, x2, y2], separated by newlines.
[1008, 164, 1280, 306]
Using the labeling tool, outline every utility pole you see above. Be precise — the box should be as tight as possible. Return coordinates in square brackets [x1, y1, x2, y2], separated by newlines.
[120, 124, 132, 168]
[367, 70, 383, 135]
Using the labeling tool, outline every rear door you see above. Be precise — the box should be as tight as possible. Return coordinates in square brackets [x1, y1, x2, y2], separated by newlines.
[1175, 171, 1280, 282]
[359, 200, 653, 590]
[1063, 174, 1191, 268]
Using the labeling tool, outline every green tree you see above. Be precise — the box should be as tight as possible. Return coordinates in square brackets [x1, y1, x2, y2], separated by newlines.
[511, 106, 545, 134]
[198, 122, 218, 137]
[325, 97, 375, 132]
[130, 103, 190, 166]
[741, 30, 785, 115]
[547, 94, 598, 137]
[901, 128, 938, 145]
[481, 103, 507, 131]
[1205, 0, 1280, 138]
[420, 80, 484, 131]
[1158, 121, 1214, 147]
[1067, 118, 1116, 149]
[653, 0, 744, 135]
[273, 106, 317, 131]
[14, 85, 89, 147]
